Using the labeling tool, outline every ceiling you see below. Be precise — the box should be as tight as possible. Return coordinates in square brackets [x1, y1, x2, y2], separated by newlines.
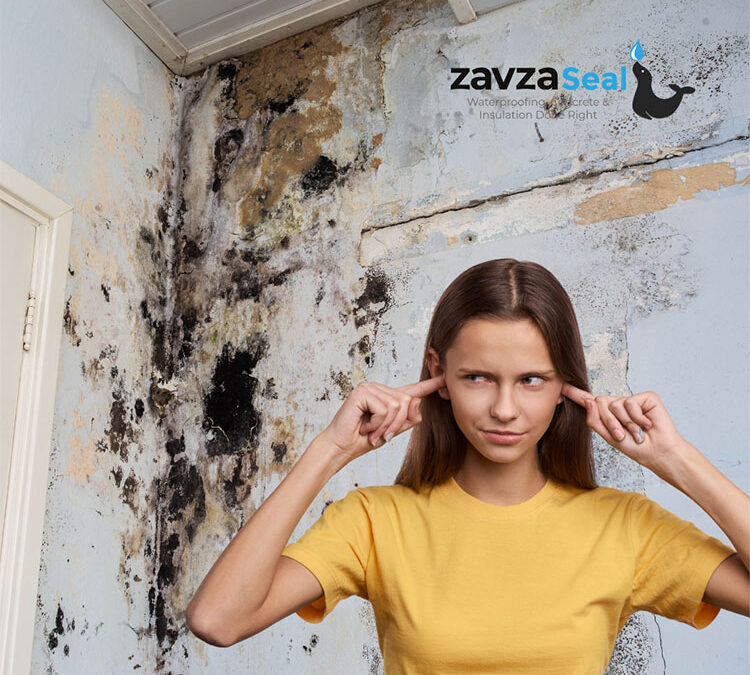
[102, 0, 522, 75]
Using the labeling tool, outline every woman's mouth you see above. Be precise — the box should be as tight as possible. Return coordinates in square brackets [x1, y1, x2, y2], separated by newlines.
[481, 430, 526, 445]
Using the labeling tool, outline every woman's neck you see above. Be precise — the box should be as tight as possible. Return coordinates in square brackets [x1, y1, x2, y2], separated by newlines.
[453, 447, 547, 506]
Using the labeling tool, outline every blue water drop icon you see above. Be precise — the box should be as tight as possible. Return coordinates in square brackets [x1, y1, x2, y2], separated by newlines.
[630, 40, 644, 61]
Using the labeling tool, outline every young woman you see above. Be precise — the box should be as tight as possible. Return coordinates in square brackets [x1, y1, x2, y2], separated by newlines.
[186, 259, 749, 673]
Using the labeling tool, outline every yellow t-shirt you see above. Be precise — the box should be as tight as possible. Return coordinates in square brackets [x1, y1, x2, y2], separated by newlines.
[281, 476, 735, 674]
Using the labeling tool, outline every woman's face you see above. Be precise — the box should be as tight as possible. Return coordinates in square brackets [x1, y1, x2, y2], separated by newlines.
[427, 318, 564, 467]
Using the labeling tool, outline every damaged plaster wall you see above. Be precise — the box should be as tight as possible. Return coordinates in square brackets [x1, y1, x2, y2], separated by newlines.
[2, 0, 747, 673]
[159, 1, 748, 674]
[153, 0, 748, 672]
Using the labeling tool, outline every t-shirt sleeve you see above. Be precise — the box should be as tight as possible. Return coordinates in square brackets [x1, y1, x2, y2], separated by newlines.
[281, 488, 373, 623]
[628, 492, 736, 628]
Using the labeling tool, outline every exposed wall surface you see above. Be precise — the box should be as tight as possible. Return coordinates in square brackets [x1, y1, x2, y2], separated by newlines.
[154, 0, 748, 672]
[1, 0, 178, 671]
[1, 0, 747, 672]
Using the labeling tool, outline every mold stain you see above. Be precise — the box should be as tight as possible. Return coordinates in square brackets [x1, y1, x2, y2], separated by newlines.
[575, 162, 749, 225]
[302, 633, 319, 654]
[202, 337, 268, 458]
[149, 432, 207, 656]
[217, 24, 348, 231]
[63, 297, 81, 346]
[45, 603, 72, 656]
[353, 267, 394, 330]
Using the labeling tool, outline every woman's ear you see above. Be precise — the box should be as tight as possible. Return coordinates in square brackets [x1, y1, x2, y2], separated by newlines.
[426, 347, 450, 400]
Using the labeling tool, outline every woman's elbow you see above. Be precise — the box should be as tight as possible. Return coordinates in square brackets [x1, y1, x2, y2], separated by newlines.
[185, 601, 237, 647]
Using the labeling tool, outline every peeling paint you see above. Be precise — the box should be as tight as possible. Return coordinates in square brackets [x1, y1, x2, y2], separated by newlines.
[575, 162, 748, 224]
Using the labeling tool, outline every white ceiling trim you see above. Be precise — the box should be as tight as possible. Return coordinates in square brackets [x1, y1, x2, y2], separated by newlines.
[102, 0, 521, 75]
[103, 0, 188, 73]
[182, 0, 383, 75]
[103, 0, 394, 75]
[447, 0, 477, 24]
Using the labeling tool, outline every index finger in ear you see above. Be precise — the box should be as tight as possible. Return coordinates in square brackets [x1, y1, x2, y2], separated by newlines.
[561, 382, 594, 409]
[399, 374, 446, 398]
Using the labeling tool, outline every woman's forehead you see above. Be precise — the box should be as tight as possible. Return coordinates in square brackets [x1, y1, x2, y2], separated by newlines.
[447, 318, 554, 367]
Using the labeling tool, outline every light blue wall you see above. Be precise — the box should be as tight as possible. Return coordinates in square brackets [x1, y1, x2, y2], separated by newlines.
[1, 0, 176, 672]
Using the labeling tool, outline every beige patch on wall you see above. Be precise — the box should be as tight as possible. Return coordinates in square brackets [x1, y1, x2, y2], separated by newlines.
[226, 25, 347, 230]
[66, 409, 98, 483]
[575, 162, 750, 225]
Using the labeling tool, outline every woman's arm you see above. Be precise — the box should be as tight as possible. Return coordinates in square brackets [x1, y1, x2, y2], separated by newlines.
[186, 376, 442, 646]
[185, 432, 347, 646]
[562, 385, 750, 616]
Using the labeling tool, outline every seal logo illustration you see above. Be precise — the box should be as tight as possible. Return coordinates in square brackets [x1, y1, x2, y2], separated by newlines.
[630, 40, 695, 119]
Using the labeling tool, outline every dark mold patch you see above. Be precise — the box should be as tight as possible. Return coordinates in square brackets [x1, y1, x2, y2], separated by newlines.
[180, 237, 204, 262]
[104, 373, 143, 463]
[330, 370, 353, 399]
[121, 472, 139, 513]
[212, 128, 244, 193]
[349, 334, 373, 367]
[178, 307, 198, 361]
[203, 337, 268, 455]
[108, 389, 132, 461]
[150, 432, 207, 652]
[63, 298, 81, 346]
[272, 441, 288, 463]
[140, 299, 170, 376]
[315, 283, 326, 306]
[605, 614, 656, 673]
[150, 376, 175, 418]
[100, 283, 111, 302]
[217, 62, 237, 81]
[353, 267, 393, 329]
[219, 242, 297, 304]
[262, 378, 278, 400]
[300, 155, 339, 196]
[157, 205, 169, 233]
[302, 634, 320, 654]
[362, 643, 383, 675]
[46, 603, 66, 651]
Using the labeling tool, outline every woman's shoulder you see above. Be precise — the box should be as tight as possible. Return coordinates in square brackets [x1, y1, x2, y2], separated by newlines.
[338, 482, 432, 513]
[553, 479, 650, 513]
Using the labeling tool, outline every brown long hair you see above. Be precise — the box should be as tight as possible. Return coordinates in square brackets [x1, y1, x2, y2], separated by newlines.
[394, 258, 596, 491]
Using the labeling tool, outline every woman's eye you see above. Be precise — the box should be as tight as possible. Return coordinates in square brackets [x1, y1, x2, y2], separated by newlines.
[522, 376, 544, 386]
[465, 374, 486, 382]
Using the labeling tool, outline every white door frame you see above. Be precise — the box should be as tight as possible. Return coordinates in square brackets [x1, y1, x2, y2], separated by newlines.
[0, 160, 72, 675]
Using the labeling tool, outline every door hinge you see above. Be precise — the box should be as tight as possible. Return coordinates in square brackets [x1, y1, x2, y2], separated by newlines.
[23, 292, 36, 351]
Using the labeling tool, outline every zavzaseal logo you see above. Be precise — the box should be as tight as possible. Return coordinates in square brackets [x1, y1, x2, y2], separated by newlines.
[452, 41, 695, 121]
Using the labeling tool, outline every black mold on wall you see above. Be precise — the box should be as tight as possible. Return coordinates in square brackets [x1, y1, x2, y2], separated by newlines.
[300, 155, 339, 196]
[212, 128, 244, 192]
[203, 337, 268, 456]
[353, 267, 394, 329]
[150, 431, 207, 654]
[63, 298, 81, 346]
[45, 602, 73, 656]
[135, 6, 392, 664]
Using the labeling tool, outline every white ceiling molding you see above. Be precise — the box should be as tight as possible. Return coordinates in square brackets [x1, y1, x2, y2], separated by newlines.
[102, 0, 188, 74]
[447, 0, 477, 24]
[102, 0, 526, 75]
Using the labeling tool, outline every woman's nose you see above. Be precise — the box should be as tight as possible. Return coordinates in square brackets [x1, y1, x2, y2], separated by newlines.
[490, 386, 520, 422]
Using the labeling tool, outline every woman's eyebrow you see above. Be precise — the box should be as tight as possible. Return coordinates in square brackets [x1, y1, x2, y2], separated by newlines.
[456, 368, 557, 377]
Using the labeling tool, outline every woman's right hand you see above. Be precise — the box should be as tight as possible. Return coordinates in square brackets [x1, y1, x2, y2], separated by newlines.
[320, 374, 446, 464]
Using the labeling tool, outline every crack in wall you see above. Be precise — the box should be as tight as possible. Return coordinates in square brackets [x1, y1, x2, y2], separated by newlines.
[361, 134, 749, 235]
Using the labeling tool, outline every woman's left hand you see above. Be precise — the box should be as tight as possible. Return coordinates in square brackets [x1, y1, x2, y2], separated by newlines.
[562, 384, 688, 481]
